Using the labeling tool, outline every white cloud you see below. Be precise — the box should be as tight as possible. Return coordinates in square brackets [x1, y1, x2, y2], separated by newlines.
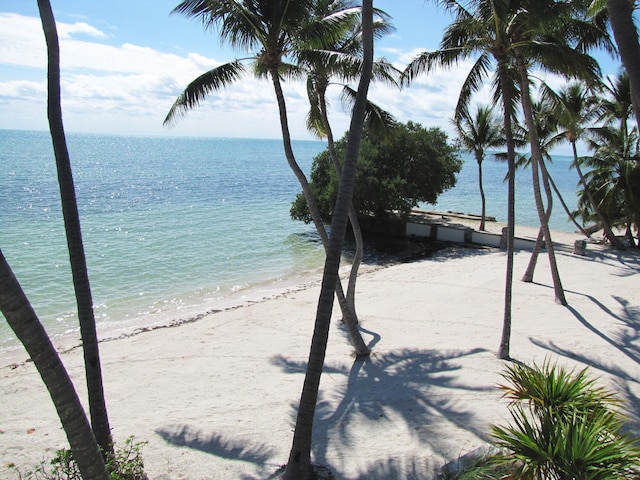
[0, 13, 296, 138]
[0, 79, 46, 100]
[0, 13, 47, 68]
[58, 21, 107, 40]
[0, 12, 497, 142]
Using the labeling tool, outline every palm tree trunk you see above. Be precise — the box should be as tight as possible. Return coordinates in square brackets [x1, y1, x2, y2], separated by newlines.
[37, 0, 113, 456]
[606, 0, 640, 131]
[319, 90, 363, 321]
[283, 3, 374, 478]
[497, 56, 517, 360]
[516, 50, 567, 305]
[522, 157, 553, 282]
[0, 250, 109, 480]
[544, 162, 591, 237]
[571, 142, 626, 250]
[478, 158, 486, 231]
[268, 70, 369, 357]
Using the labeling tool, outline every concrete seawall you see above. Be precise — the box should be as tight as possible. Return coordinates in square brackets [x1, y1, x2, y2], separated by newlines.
[406, 209, 593, 254]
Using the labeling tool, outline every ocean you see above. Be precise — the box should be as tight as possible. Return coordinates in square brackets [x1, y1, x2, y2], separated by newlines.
[0, 129, 581, 359]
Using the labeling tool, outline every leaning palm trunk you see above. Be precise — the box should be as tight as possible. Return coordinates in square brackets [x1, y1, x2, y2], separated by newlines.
[523, 157, 554, 282]
[516, 51, 566, 305]
[283, 3, 374, 478]
[37, 0, 113, 456]
[0, 250, 109, 480]
[268, 69, 369, 358]
[319, 91, 363, 320]
[545, 164, 591, 238]
[571, 142, 625, 250]
[497, 57, 517, 360]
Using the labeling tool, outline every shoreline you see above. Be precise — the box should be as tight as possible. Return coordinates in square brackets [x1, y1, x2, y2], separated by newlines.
[2, 227, 638, 479]
[0, 219, 603, 368]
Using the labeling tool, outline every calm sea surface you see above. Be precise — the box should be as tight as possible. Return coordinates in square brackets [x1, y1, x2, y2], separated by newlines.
[0, 129, 581, 359]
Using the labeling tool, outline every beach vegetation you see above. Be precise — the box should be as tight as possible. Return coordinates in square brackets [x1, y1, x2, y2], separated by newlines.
[300, 0, 399, 325]
[0, 248, 108, 480]
[596, 0, 640, 130]
[283, 2, 375, 478]
[0, 2, 112, 479]
[401, 0, 521, 359]
[38, 0, 114, 459]
[517, 95, 591, 283]
[165, 0, 378, 477]
[583, 70, 640, 247]
[454, 104, 505, 232]
[508, 0, 615, 305]
[543, 81, 626, 250]
[165, 0, 371, 356]
[5, 437, 147, 480]
[491, 360, 640, 479]
[582, 124, 640, 248]
[402, 0, 625, 356]
[290, 121, 461, 225]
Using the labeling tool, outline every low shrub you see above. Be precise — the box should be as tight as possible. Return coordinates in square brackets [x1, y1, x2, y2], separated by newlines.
[490, 360, 640, 479]
[5, 436, 147, 480]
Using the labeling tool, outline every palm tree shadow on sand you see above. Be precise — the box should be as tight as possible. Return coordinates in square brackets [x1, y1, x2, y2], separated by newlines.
[531, 290, 640, 438]
[151, 332, 495, 480]
[270, 346, 492, 479]
[155, 425, 276, 466]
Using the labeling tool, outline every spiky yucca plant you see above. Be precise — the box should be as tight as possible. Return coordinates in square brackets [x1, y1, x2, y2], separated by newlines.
[491, 360, 640, 479]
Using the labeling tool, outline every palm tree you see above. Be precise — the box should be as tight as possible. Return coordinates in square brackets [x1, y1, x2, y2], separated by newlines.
[165, 0, 369, 357]
[37, 0, 113, 457]
[533, 88, 594, 239]
[0, 250, 109, 480]
[602, 0, 640, 129]
[509, 0, 616, 303]
[520, 96, 591, 283]
[403, 0, 520, 359]
[543, 82, 626, 249]
[302, 1, 397, 320]
[517, 100, 556, 284]
[513, 53, 568, 304]
[284, 3, 374, 477]
[454, 104, 504, 231]
[583, 123, 640, 246]
[598, 70, 634, 140]
[591, 70, 640, 245]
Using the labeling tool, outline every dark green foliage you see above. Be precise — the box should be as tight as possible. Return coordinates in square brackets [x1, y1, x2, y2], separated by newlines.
[491, 360, 640, 479]
[6, 437, 147, 480]
[290, 121, 462, 224]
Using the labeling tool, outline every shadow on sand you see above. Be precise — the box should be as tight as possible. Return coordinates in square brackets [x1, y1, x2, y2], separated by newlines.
[155, 425, 276, 465]
[531, 286, 640, 437]
[154, 343, 493, 479]
[269, 346, 492, 479]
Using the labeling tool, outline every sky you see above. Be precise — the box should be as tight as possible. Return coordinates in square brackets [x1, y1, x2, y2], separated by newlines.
[0, 1, 624, 148]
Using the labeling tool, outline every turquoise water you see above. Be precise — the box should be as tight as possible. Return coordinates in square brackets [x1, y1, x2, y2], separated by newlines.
[1, 130, 327, 357]
[424, 151, 580, 231]
[0, 129, 581, 358]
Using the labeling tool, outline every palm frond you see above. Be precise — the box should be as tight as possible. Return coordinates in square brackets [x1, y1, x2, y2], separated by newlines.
[454, 53, 493, 121]
[340, 85, 397, 143]
[163, 60, 246, 126]
[305, 76, 326, 139]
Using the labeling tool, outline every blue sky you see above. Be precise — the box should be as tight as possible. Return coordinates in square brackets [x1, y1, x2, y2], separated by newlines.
[0, 1, 623, 146]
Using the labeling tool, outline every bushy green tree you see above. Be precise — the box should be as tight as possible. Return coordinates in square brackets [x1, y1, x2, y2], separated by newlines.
[290, 121, 461, 224]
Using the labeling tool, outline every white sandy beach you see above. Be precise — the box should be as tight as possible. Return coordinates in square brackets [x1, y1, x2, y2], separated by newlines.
[1, 224, 639, 480]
